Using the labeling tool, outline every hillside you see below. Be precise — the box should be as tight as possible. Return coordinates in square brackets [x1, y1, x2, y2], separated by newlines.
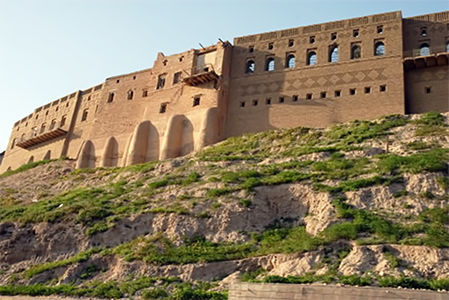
[0, 112, 448, 299]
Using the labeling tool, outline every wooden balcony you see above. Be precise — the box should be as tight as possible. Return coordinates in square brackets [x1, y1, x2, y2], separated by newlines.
[403, 52, 449, 71]
[16, 128, 67, 149]
[183, 70, 219, 86]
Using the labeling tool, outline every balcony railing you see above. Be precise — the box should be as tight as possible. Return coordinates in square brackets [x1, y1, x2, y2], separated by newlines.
[16, 123, 67, 149]
[183, 64, 219, 86]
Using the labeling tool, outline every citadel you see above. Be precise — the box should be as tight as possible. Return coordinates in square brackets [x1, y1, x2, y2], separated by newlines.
[0, 10, 448, 172]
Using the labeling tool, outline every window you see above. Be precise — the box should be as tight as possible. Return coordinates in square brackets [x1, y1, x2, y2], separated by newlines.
[60, 116, 66, 127]
[116, 79, 120, 83]
[364, 87, 371, 94]
[374, 41, 385, 56]
[142, 89, 148, 97]
[245, 60, 255, 73]
[309, 36, 315, 44]
[107, 92, 115, 103]
[193, 97, 200, 106]
[331, 32, 337, 40]
[50, 119, 56, 130]
[268, 42, 274, 50]
[265, 57, 275, 71]
[127, 90, 134, 100]
[240, 101, 246, 108]
[377, 25, 383, 34]
[278, 97, 284, 103]
[45, 111, 49, 116]
[292, 95, 298, 102]
[179, 56, 184, 62]
[162, 60, 168, 66]
[133, 75, 136, 80]
[349, 88, 356, 95]
[353, 29, 359, 38]
[252, 99, 258, 106]
[446, 41, 449, 52]
[157, 74, 166, 89]
[249, 46, 254, 53]
[320, 92, 327, 99]
[35, 114, 39, 120]
[159, 103, 167, 113]
[351, 44, 361, 59]
[420, 27, 427, 37]
[379, 85, 386, 92]
[307, 51, 317, 65]
[288, 39, 294, 47]
[329, 45, 339, 63]
[334, 90, 341, 97]
[286, 54, 295, 69]
[173, 72, 182, 84]
[40, 123, 46, 134]
[425, 86, 431, 94]
[306, 93, 312, 100]
[11, 138, 16, 149]
[419, 43, 430, 56]
[266, 98, 271, 105]
[81, 109, 88, 121]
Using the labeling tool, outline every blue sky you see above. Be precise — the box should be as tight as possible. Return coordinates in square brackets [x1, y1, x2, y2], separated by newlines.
[0, 0, 447, 152]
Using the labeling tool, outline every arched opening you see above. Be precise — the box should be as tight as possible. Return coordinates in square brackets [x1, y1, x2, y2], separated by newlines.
[286, 54, 295, 68]
[374, 41, 385, 56]
[11, 138, 16, 149]
[245, 60, 255, 73]
[81, 109, 88, 122]
[43, 150, 51, 161]
[40, 123, 46, 134]
[351, 45, 361, 59]
[50, 119, 56, 130]
[419, 43, 430, 56]
[161, 115, 194, 159]
[127, 121, 159, 165]
[329, 45, 338, 62]
[265, 57, 275, 71]
[101, 137, 119, 167]
[307, 51, 317, 65]
[28, 156, 34, 164]
[61, 115, 67, 127]
[77, 140, 96, 168]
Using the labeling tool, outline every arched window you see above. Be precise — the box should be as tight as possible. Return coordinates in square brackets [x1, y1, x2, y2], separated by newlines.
[127, 90, 134, 100]
[286, 54, 295, 69]
[307, 51, 317, 65]
[374, 41, 385, 56]
[40, 123, 46, 134]
[245, 60, 255, 73]
[50, 119, 56, 130]
[61, 115, 67, 127]
[329, 46, 339, 63]
[81, 109, 88, 121]
[419, 43, 430, 56]
[265, 57, 275, 71]
[351, 45, 361, 59]
[11, 138, 16, 149]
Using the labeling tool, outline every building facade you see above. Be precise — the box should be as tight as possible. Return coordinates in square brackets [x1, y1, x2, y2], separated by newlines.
[1, 10, 448, 172]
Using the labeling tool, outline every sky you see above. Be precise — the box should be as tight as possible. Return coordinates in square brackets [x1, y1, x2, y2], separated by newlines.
[0, 0, 448, 152]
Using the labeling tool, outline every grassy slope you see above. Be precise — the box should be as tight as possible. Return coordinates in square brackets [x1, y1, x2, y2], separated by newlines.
[0, 112, 448, 299]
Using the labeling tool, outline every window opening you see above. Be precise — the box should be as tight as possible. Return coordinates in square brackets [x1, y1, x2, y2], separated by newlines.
[335, 90, 341, 97]
[329, 45, 339, 62]
[193, 97, 201, 106]
[268, 42, 274, 50]
[288, 39, 294, 47]
[266, 57, 275, 71]
[351, 44, 361, 59]
[159, 103, 167, 113]
[292, 95, 298, 102]
[108, 92, 115, 103]
[81, 109, 88, 121]
[331, 32, 337, 40]
[425, 86, 431, 94]
[307, 51, 317, 65]
[246, 60, 255, 73]
[286, 54, 295, 68]
[306, 93, 312, 100]
[142, 90, 148, 97]
[249, 46, 254, 53]
[127, 90, 134, 100]
[353, 29, 359, 38]
[309, 36, 315, 44]
[374, 41, 385, 56]
[377, 25, 383, 34]
[266, 98, 271, 105]
[379, 85, 386, 92]
[419, 43, 430, 56]
[278, 97, 284, 103]
[173, 71, 182, 84]
[157, 74, 166, 89]
[364, 87, 371, 94]
[252, 99, 258, 106]
[420, 27, 427, 37]
[349, 88, 356, 95]
[240, 101, 246, 108]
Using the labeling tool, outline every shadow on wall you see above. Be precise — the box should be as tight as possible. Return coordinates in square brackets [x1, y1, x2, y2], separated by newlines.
[126, 121, 160, 165]
[43, 150, 51, 161]
[161, 115, 194, 159]
[101, 137, 119, 167]
[77, 140, 95, 168]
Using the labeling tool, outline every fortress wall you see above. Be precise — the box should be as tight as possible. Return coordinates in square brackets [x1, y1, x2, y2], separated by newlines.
[226, 12, 404, 137]
[0, 92, 81, 172]
[405, 65, 449, 113]
[403, 11, 449, 57]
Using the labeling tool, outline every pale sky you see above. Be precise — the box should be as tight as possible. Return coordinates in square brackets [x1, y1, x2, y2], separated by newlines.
[0, 0, 448, 151]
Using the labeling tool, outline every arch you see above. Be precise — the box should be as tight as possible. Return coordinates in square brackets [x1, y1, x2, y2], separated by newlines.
[161, 115, 194, 159]
[265, 57, 275, 71]
[50, 119, 56, 130]
[127, 90, 134, 100]
[43, 150, 51, 161]
[329, 45, 338, 62]
[419, 43, 430, 56]
[101, 137, 119, 167]
[77, 140, 96, 168]
[307, 51, 317, 65]
[286, 54, 295, 68]
[245, 60, 255, 73]
[28, 156, 34, 164]
[40, 123, 46, 134]
[127, 121, 159, 165]
[351, 45, 361, 59]
[374, 41, 385, 56]
[81, 109, 88, 121]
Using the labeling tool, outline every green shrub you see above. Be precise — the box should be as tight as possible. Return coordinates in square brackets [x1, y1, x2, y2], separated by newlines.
[142, 287, 168, 299]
